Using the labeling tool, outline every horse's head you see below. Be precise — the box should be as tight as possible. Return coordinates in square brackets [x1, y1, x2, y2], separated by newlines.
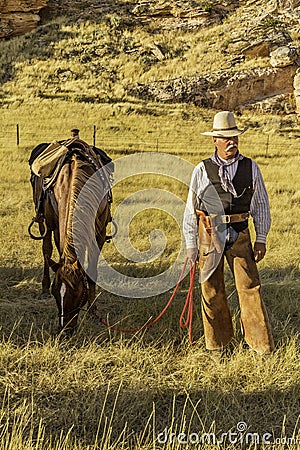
[49, 259, 89, 332]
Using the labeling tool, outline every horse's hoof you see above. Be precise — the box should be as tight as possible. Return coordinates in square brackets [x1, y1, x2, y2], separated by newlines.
[38, 292, 52, 300]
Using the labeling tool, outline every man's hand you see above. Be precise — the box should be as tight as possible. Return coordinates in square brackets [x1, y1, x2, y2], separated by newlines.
[187, 247, 198, 263]
[254, 242, 266, 262]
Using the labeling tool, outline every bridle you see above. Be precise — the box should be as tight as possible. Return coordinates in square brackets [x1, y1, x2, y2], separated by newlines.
[58, 270, 90, 327]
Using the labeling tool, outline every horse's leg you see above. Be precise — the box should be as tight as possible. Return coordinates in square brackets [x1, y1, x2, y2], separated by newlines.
[88, 279, 96, 310]
[87, 257, 98, 311]
[40, 225, 53, 299]
[86, 239, 102, 315]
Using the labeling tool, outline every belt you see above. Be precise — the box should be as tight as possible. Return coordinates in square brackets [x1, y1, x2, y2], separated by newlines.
[213, 211, 250, 224]
[196, 210, 250, 226]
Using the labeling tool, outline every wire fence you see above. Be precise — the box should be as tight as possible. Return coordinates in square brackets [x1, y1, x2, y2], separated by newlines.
[1, 122, 299, 157]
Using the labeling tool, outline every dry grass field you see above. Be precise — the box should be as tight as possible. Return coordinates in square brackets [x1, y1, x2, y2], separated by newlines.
[0, 0, 300, 447]
[0, 99, 299, 449]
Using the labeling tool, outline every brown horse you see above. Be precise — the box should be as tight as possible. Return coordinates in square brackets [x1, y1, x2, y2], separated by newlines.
[29, 140, 112, 331]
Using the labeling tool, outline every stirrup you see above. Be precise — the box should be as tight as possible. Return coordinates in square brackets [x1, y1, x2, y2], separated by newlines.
[105, 217, 118, 243]
[28, 216, 48, 240]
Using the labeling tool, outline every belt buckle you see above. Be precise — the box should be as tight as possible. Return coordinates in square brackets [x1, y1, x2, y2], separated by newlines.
[223, 214, 231, 223]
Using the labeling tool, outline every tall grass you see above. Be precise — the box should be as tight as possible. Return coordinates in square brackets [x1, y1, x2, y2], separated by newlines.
[0, 0, 300, 446]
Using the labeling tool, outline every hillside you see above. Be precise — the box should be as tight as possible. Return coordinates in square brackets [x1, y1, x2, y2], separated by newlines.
[0, 0, 300, 114]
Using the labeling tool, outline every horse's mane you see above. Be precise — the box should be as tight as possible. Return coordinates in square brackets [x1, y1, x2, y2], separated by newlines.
[61, 155, 109, 279]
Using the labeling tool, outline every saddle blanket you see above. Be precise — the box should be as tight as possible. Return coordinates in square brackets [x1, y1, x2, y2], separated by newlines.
[31, 140, 69, 177]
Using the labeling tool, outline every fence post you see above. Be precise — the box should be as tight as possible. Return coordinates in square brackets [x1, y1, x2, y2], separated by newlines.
[265, 135, 269, 157]
[16, 124, 20, 146]
[93, 125, 96, 147]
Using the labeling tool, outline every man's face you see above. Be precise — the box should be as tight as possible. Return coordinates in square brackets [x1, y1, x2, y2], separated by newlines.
[213, 136, 239, 160]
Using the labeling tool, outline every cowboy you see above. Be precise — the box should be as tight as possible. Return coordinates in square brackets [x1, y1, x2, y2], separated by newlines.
[183, 111, 274, 356]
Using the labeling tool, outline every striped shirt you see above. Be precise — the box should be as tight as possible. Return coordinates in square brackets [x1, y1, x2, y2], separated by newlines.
[183, 155, 271, 249]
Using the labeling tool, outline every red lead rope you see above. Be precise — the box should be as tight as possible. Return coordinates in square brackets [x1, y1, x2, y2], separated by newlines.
[179, 259, 197, 345]
[97, 258, 197, 345]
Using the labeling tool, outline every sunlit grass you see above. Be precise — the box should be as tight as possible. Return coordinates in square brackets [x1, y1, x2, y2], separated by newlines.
[0, 98, 299, 448]
[0, 0, 300, 446]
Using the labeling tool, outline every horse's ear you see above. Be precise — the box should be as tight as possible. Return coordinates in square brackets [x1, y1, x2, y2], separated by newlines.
[48, 258, 60, 272]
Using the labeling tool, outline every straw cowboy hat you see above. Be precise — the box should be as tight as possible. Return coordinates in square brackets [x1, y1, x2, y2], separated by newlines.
[201, 111, 247, 137]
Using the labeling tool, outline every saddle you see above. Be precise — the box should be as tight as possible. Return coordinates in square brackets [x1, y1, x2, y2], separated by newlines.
[29, 138, 114, 226]
[30, 138, 113, 182]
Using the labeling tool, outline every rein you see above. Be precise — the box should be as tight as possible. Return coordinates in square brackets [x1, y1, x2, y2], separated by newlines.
[93, 258, 197, 345]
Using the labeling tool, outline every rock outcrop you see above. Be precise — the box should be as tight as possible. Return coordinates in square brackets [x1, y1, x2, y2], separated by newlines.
[241, 30, 292, 58]
[0, 0, 48, 38]
[128, 65, 298, 112]
[130, 1, 241, 31]
[270, 46, 300, 67]
[127, 1, 300, 113]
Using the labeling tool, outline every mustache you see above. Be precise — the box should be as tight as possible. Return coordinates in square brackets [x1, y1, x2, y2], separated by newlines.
[226, 144, 238, 151]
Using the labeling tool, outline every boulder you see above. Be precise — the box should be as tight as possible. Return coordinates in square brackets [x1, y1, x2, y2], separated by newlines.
[243, 41, 271, 58]
[0, 13, 41, 38]
[270, 46, 299, 67]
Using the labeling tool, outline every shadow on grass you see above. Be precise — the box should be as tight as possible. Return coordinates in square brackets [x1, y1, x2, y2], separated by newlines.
[0, 265, 58, 340]
[0, 262, 299, 349]
[92, 262, 300, 344]
[0, 262, 202, 346]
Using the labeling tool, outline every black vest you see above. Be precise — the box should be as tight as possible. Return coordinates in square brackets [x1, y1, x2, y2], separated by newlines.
[200, 157, 253, 232]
